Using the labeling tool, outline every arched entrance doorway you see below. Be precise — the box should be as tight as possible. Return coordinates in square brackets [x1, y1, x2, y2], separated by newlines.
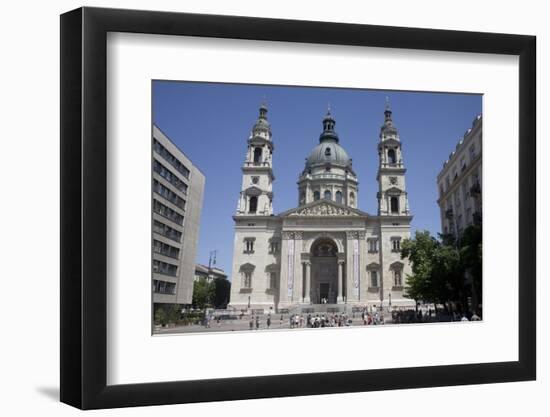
[310, 238, 338, 304]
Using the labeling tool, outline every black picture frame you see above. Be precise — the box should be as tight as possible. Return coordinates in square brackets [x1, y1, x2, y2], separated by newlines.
[60, 6, 536, 410]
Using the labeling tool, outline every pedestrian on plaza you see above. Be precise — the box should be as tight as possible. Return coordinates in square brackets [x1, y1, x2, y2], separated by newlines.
[249, 316, 254, 330]
[267, 315, 271, 329]
[299, 315, 304, 328]
[280, 314, 283, 327]
[307, 313, 312, 328]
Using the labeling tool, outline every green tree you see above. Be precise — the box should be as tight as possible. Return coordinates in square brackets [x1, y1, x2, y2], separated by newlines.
[192, 277, 215, 309]
[401, 230, 467, 313]
[212, 277, 231, 309]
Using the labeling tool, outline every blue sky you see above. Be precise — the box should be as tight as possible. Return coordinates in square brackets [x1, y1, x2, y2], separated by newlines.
[153, 81, 481, 279]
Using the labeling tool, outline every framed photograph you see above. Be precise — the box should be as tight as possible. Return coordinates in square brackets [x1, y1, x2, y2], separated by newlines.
[60, 6, 536, 409]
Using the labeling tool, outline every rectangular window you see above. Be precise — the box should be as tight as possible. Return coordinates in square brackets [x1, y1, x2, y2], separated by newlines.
[269, 240, 280, 254]
[469, 144, 476, 160]
[391, 238, 401, 252]
[394, 270, 402, 286]
[243, 272, 252, 288]
[370, 271, 378, 287]
[269, 272, 277, 289]
[368, 239, 378, 253]
[244, 238, 255, 253]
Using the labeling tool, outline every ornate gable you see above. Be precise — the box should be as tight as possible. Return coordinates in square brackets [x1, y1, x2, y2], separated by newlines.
[279, 200, 368, 217]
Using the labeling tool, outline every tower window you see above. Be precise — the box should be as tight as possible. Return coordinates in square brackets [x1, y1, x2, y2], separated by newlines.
[243, 272, 252, 288]
[325, 147, 331, 156]
[249, 196, 258, 213]
[243, 238, 255, 253]
[253, 147, 262, 164]
[349, 192, 355, 206]
[313, 191, 320, 201]
[390, 196, 399, 213]
[370, 271, 378, 287]
[391, 237, 401, 252]
[324, 190, 332, 200]
[388, 149, 396, 164]
[335, 190, 343, 204]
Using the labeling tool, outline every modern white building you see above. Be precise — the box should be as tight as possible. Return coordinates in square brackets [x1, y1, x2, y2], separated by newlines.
[229, 102, 415, 314]
[437, 115, 482, 236]
[152, 125, 205, 309]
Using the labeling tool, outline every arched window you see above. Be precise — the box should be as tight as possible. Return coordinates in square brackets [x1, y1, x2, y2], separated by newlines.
[249, 196, 258, 213]
[390, 196, 399, 213]
[313, 191, 320, 201]
[324, 190, 332, 200]
[388, 148, 396, 164]
[253, 147, 262, 164]
[335, 190, 343, 204]
[349, 192, 355, 206]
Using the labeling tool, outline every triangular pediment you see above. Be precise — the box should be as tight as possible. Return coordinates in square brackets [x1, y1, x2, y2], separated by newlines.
[278, 199, 369, 217]
[385, 186, 402, 195]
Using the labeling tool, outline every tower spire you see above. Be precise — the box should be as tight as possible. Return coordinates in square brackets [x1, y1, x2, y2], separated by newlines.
[384, 96, 392, 122]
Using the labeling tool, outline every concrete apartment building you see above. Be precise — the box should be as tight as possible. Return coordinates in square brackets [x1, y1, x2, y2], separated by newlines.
[152, 125, 205, 310]
[194, 264, 228, 282]
[437, 114, 482, 237]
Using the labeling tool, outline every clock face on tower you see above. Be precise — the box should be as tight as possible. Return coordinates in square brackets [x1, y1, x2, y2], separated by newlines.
[251, 176, 259, 184]
[389, 176, 398, 185]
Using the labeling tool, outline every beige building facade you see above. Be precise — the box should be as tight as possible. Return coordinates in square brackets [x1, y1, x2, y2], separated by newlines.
[152, 125, 205, 308]
[437, 115, 482, 236]
[229, 103, 415, 314]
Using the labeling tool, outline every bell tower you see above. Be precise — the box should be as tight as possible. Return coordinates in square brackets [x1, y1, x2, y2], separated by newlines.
[376, 98, 411, 216]
[236, 103, 275, 216]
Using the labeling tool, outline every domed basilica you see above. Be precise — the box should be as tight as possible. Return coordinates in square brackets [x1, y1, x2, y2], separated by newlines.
[229, 102, 414, 313]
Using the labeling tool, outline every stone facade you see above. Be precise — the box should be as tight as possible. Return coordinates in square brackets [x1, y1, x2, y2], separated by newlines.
[437, 115, 482, 236]
[152, 125, 205, 307]
[229, 102, 415, 313]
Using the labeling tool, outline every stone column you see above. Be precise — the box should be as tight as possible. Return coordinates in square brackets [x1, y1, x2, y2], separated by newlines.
[337, 260, 344, 303]
[304, 261, 311, 303]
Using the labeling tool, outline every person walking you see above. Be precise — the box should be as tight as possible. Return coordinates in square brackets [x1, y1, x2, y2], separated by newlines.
[267, 314, 271, 329]
[255, 315, 260, 329]
[249, 316, 254, 330]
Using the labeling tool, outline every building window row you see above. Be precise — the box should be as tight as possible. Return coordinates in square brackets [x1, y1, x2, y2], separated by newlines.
[153, 159, 188, 193]
[152, 279, 176, 295]
[153, 239, 180, 259]
[153, 199, 184, 225]
[153, 259, 178, 277]
[153, 139, 191, 178]
[153, 219, 182, 242]
[153, 179, 186, 210]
